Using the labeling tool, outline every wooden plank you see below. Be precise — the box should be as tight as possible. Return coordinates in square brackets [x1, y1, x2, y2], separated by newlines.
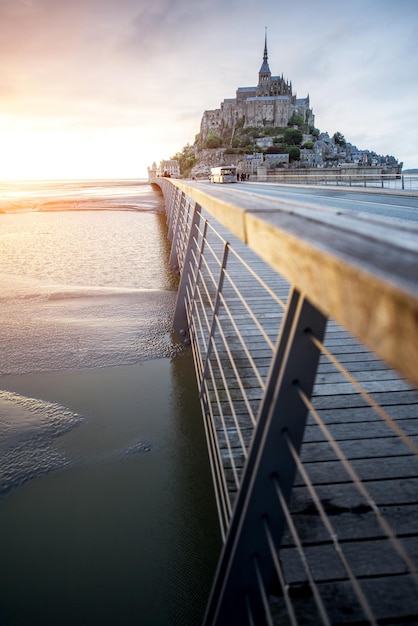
[313, 378, 414, 395]
[281, 502, 418, 545]
[280, 536, 418, 582]
[300, 436, 415, 462]
[303, 418, 418, 442]
[315, 368, 411, 383]
[290, 477, 418, 509]
[310, 404, 418, 423]
[293, 455, 418, 485]
[311, 390, 418, 409]
[270, 575, 418, 624]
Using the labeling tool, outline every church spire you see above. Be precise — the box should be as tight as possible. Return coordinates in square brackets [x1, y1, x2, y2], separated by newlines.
[259, 27, 271, 85]
[263, 27, 268, 64]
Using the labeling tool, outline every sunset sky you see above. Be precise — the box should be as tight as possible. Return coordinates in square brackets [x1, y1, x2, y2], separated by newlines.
[0, 0, 417, 180]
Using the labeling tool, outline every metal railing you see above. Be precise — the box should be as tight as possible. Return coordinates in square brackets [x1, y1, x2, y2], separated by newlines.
[163, 183, 290, 536]
[152, 178, 418, 625]
[254, 172, 418, 192]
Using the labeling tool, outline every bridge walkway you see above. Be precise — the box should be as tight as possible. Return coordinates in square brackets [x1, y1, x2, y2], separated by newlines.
[154, 178, 418, 625]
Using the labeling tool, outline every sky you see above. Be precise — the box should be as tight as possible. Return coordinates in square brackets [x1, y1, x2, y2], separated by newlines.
[0, 0, 417, 180]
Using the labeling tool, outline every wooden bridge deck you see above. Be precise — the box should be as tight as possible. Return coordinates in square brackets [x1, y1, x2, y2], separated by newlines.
[190, 214, 418, 624]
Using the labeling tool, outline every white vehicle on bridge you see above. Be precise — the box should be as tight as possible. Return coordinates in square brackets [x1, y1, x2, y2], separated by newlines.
[210, 166, 237, 183]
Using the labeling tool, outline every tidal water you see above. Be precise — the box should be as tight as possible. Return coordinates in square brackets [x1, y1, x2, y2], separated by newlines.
[0, 180, 220, 625]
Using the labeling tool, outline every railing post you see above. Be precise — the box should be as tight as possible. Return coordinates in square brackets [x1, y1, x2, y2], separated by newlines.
[172, 202, 202, 338]
[169, 192, 187, 270]
[203, 288, 327, 625]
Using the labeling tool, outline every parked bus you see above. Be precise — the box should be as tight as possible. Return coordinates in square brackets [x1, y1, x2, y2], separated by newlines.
[210, 166, 237, 183]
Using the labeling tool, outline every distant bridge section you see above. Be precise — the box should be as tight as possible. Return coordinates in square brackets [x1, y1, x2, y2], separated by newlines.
[152, 177, 418, 625]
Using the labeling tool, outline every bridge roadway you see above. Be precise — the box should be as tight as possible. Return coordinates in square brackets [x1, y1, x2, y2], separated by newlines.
[197, 179, 418, 223]
[155, 178, 418, 625]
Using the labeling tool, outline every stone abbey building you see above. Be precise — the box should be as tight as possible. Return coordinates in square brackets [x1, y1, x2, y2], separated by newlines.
[199, 34, 315, 143]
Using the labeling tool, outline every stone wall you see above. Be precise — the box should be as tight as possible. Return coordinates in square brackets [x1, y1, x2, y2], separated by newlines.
[190, 148, 242, 178]
[258, 165, 402, 181]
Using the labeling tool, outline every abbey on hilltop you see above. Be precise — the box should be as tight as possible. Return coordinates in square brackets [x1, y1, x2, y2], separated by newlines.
[199, 31, 315, 143]
[148, 31, 401, 179]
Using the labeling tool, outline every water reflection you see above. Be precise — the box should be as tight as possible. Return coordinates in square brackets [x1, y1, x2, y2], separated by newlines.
[0, 355, 221, 626]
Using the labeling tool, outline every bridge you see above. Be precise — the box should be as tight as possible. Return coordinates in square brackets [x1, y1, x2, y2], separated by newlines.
[151, 177, 418, 625]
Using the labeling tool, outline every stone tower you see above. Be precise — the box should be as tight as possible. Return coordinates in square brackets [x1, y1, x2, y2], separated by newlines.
[199, 32, 315, 142]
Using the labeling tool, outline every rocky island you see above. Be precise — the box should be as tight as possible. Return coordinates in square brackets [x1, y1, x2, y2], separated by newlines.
[149, 33, 401, 181]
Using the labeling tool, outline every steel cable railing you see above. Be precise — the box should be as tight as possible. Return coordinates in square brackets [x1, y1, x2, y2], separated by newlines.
[153, 177, 418, 625]
[192, 225, 286, 515]
[260, 173, 418, 192]
[172, 205, 289, 537]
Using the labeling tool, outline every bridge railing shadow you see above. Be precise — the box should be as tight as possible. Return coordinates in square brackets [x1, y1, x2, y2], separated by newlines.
[152, 177, 418, 626]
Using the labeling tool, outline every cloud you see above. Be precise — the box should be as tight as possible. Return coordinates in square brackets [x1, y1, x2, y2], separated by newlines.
[1, 0, 418, 178]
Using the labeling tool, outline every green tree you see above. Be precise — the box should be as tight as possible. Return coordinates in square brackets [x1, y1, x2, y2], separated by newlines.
[263, 126, 276, 136]
[283, 128, 303, 146]
[170, 144, 196, 177]
[288, 113, 304, 127]
[203, 132, 223, 149]
[288, 146, 301, 162]
[333, 132, 346, 146]
[266, 145, 287, 154]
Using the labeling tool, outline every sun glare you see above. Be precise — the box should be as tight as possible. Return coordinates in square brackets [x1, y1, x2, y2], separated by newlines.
[0, 124, 154, 181]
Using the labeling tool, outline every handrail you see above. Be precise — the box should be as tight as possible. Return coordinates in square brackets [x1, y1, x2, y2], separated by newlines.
[153, 178, 418, 388]
[152, 177, 418, 625]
